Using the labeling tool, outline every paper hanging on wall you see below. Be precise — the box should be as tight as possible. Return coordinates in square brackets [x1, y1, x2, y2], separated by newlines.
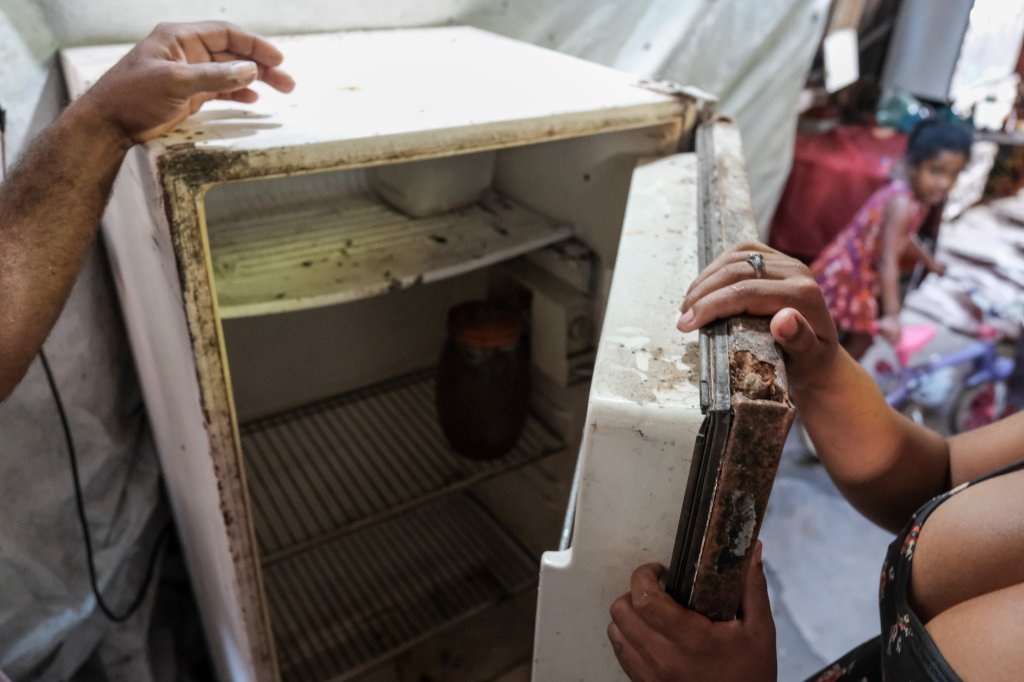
[824, 28, 859, 93]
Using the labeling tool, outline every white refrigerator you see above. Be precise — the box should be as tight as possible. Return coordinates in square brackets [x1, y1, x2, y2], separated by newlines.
[62, 26, 771, 682]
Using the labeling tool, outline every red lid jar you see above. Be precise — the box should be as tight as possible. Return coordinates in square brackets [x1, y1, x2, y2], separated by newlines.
[435, 301, 530, 460]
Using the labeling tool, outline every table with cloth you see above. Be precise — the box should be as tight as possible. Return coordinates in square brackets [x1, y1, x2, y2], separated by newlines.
[769, 124, 908, 262]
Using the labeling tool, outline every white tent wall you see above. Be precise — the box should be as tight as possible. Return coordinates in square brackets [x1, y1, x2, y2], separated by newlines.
[34, 0, 832, 231]
[0, 0, 828, 677]
[0, 3, 165, 681]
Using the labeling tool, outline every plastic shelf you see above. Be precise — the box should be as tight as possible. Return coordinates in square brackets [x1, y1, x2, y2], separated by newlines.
[210, 191, 573, 318]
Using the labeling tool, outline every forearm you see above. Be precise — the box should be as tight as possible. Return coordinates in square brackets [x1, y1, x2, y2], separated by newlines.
[878, 198, 912, 318]
[879, 258, 902, 318]
[0, 22, 294, 402]
[947, 411, 1024, 485]
[796, 349, 950, 531]
[0, 97, 130, 399]
[904, 236, 941, 272]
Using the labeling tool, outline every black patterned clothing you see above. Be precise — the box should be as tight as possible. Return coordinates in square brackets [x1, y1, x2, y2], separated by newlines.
[805, 459, 1024, 681]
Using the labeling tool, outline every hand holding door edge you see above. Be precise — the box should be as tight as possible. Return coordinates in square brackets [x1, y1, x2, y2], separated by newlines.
[609, 119, 794, 680]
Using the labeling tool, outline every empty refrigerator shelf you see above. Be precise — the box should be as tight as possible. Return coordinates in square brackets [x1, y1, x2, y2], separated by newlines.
[241, 369, 566, 564]
[209, 190, 574, 318]
[263, 493, 537, 682]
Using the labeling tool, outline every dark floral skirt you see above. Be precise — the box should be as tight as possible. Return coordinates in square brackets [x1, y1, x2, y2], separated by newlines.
[804, 459, 1024, 681]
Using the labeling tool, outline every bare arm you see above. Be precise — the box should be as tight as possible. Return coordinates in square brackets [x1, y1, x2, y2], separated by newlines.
[903, 233, 946, 275]
[680, 242, 949, 532]
[0, 101, 129, 400]
[947, 410, 1024, 484]
[0, 21, 294, 400]
[876, 195, 914, 343]
[790, 342, 950, 531]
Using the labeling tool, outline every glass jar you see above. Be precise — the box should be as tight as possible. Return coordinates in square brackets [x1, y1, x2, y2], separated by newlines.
[436, 301, 529, 460]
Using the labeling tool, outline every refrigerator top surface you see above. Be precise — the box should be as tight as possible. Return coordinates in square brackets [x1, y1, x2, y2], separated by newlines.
[61, 26, 686, 174]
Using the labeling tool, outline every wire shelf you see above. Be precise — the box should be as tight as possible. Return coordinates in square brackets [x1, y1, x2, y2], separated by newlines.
[209, 189, 574, 318]
[263, 493, 538, 682]
[241, 369, 565, 564]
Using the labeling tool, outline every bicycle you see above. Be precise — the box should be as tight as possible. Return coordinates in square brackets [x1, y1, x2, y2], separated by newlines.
[867, 277, 1024, 434]
[797, 275, 1024, 459]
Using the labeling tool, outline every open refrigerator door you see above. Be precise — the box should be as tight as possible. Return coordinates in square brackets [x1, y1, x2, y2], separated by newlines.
[534, 118, 793, 681]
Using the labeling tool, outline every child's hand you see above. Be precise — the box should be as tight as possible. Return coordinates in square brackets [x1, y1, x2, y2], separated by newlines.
[877, 314, 902, 345]
[931, 261, 947, 276]
[678, 242, 839, 391]
[607, 543, 777, 682]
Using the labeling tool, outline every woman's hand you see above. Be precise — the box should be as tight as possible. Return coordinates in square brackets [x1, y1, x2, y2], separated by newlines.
[677, 241, 839, 392]
[607, 543, 777, 682]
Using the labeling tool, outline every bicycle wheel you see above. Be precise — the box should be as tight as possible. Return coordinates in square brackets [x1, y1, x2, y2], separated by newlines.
[948, 380, 1010, 434]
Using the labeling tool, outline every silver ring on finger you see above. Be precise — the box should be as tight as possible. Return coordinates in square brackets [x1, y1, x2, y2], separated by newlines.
[746, 252, 766, 279]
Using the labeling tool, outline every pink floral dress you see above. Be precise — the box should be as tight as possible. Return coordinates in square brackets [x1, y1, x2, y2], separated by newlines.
[810, 180, 927, 334]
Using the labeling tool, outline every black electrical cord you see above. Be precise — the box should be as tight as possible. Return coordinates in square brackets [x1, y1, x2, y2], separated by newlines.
[1, 98, 168, 623]
[1, 100, 7, 181]
[39, 350, 170, 623]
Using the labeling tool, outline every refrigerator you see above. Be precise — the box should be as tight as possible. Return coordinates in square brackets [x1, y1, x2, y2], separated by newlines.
[61, 26, 770, 682]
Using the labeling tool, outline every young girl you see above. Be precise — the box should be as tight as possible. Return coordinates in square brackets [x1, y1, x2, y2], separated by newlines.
[810, 119, 972, 360]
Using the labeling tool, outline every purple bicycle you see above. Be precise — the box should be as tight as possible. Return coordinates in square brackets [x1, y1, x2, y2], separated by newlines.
[868, 282, 1024, 434]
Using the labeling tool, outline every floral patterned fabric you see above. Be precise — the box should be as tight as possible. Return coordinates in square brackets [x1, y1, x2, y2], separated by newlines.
[809, 180, 927, 335]
[804, 459, 1024, 682]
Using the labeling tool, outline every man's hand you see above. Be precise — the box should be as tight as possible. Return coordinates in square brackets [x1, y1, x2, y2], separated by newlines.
[607, 543, 777, 682]
[76, 21, 296, 145]
[0, 21, 294, 400]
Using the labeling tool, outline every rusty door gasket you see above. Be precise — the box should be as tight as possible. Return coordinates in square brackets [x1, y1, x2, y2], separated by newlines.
[665, 117, 795, 621]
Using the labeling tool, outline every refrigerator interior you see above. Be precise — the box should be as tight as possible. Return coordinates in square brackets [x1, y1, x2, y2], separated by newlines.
[205, 128, 677, 680]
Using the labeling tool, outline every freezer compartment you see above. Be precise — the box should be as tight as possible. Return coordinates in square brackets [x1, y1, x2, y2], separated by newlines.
[369, 151, 497, 217]
[202, 123, 680, 324]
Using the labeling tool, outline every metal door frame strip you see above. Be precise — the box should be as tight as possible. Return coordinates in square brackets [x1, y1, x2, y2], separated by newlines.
[666, 117, 795, 621]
